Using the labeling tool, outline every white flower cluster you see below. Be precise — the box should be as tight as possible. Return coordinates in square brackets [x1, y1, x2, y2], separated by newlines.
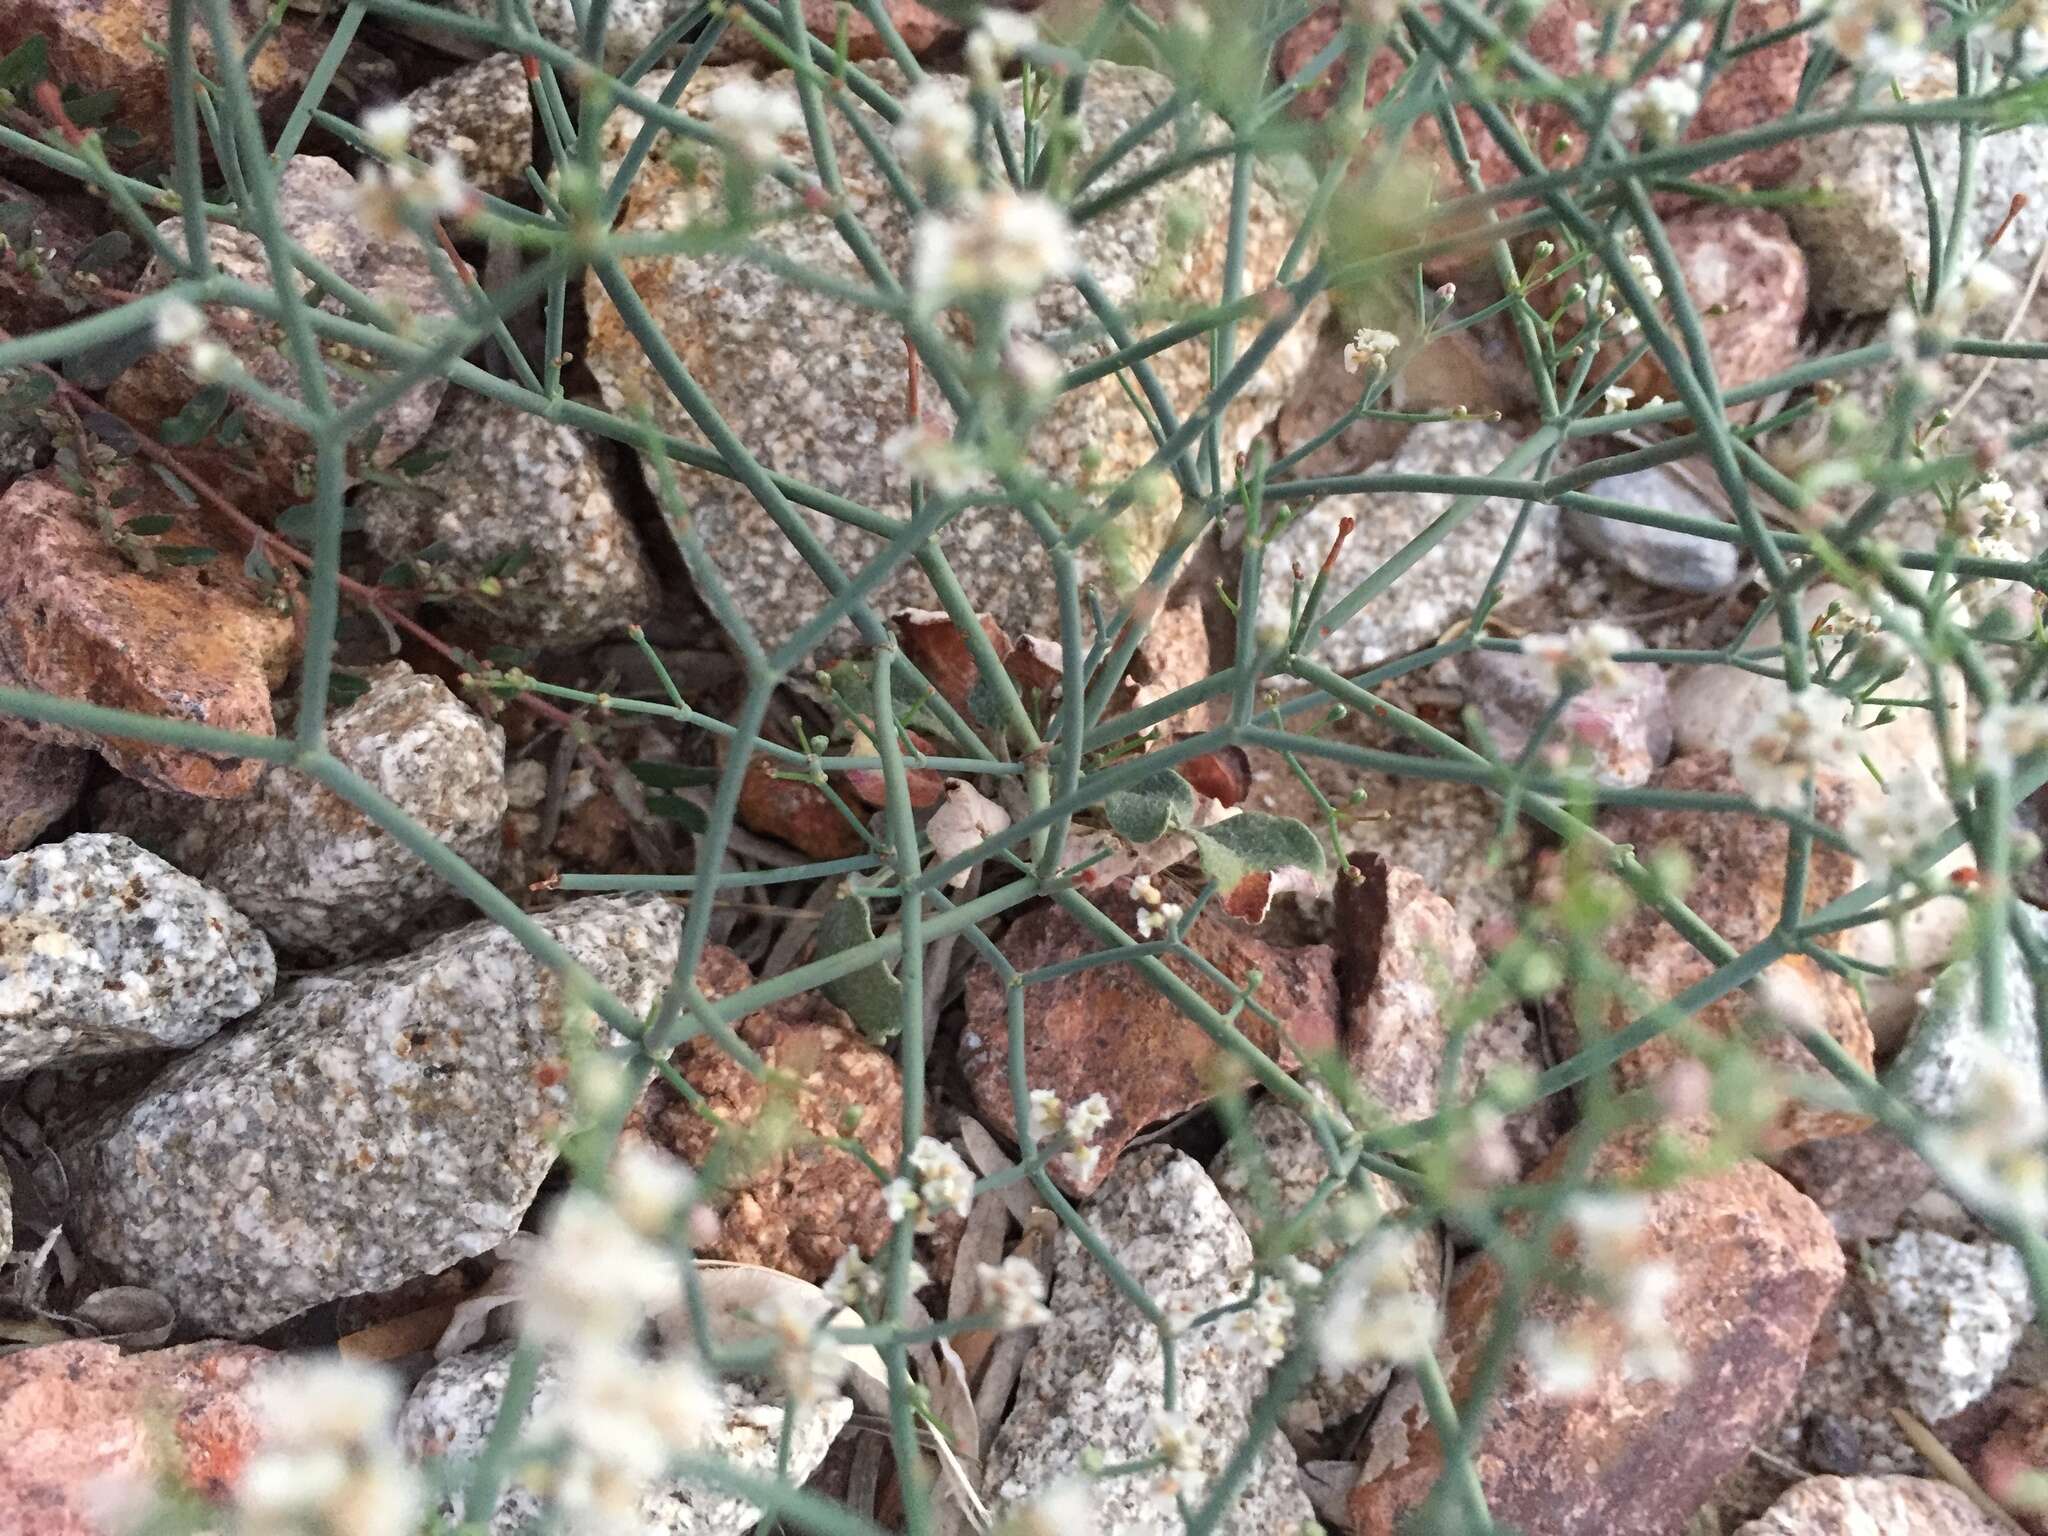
[977, 1254, 1054, 1328]
[913, 188, 1077, 310]
[513, 1146, 720, 1529]
[824, 1244, 931, 1313]
[152, 295, 232, 382]
[1524, 621, 1631, 692]
[1221, 1273, 1302, 1367]
[1131, 875, 1185, 940]
[883, 421, 988, 495]
[233, 1360, 422, 1536]
[1579, 241, 1664, 340]
[894, 82, 976, 189]
[1550, 1191, 1688, 1389]
[1313, 1229, 1438, 1372]
[703, 77, 802, 167]
[1612, 66, 1703, 146]
[884, 1135, 977, 1231]
[1148, 1407, 1209, 1512]
[1343, 326, 1401, 375]
[1804, 0, 1926, 75]
[1994, 0, 2048, 73]
[966, 10, 1037, 89]
[1732, 689, 1852, 809]
[1844, 771, 1942, 885]
[352, 103, 471, 238]
[1924, 1034, 2048, 1228]
[1024, 1086, 1112, 1184]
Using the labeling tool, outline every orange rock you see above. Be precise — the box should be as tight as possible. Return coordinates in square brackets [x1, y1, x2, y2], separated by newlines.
[962, 885, 1340, 1195]
[1351, 1134, 1844, 1536]
[0, 1339, 271, 1536]
[629, 987, 901, 1284]
[1580, 752, 1875, 1150]
[710, 0, 957, 62]
[0, 470, 293, 797]
[736, 752, 867, 860]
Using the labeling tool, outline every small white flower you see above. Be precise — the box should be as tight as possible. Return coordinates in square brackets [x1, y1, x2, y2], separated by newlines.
[521, 1188, 681, 1348]
[1027, 1088, 1065, 1143]
[894, 83, 975, 188]
[1732, 689, 1851, 809]
[1808, 0, 1926, 74]
[1061, 1141, 1103, 1185]
[186, 339, 233, 381]
[1151, 1408, 1205, 1471]
[359, 101, 414, 159]
[913, 190, 1076, 307]
[1133, 876, 1163, 907]
[907, 1135, 975, 1224]
[1523, 1322, 1602, 1398]
[704, 77, 802, 166]
[1844, 771, 1942, 884]
[236, 1358, 424, 1536]
[1612, 67, 1701, 145]
[1343, 326, 1401, 375]
[1065, 1092, 1111, 1145]
[1314, 1231, 1437, 1371]
[1006, 1482, 1097, 1536]
[1602, 383, 1635, 415]
[762, 1293, 850, 1407]
[978, 1254, 1053, 1328]
[609, 1142, 698, 1240]
[153, 296, 205, 348]
[966, 9, 1037, 85]
[423, 149, 470, 217]
[883, 423, 987, 496]
[1523, 621, 1630, 691]
[883, 1177, 921, 1225]
[1625, 249, 1665, 303]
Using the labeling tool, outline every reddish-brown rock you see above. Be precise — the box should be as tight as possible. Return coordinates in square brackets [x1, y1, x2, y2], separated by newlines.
[0, 470, 293, 797]
[962, 885, 1340, 1196]
[629, 985, 900, 1284]
[1338, 853, 1563, 1172]
[1351, 1134, 1844, 1536]
[1978, 1390, 2048, 1535]
[0, 732, 88, 854]
[710, 0, 957, 62]
[0, 0, 325, 165]
[0, 1339, 271, 1535]
[1279, 0, 1806, 261]
[1583, 751, 1875, 1150]
[1775, 1126, 1937, 1243]
[736, 752, 867, 860]
[1735, 1475, 2010, 1535]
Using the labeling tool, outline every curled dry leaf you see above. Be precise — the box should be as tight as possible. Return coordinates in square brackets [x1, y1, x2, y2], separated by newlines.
[1005, 634, 1065, 696]
[1175, 745, 1253, 807]
[841, 728, 947, 810]
[737, 753, 866, 860]
[926, 778, 1011, 888]
[69, 1286, 174, 1349]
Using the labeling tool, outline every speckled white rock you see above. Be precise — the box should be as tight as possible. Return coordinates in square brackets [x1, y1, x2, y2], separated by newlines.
[400, 1341, 850, 1534]
[393, 0, 678, 68]
[96, 663, 507, 965]
[588, 62, 1321, 660]
[1866, 1229, 2034, 1423]
[1563, 465, 1742, 593]
[358, 393, 657, 647]
[1211, 1093, 1436, 1451]
[984, 1146, 1316, 1535]
[73, 895, 682, 1337]
[1785, 61, 2048, 314]
[0, 833, 273, 1081]
[399, 55, 533, 197]
[108, 157, 457, 515]
[1886, 906, 2048, 1125]
[1735, 1475, 2010, 1535]
[1261, 422, 1558, 672]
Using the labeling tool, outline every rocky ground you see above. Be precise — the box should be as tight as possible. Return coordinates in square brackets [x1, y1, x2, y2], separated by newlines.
[0, 1, 2045, 1534]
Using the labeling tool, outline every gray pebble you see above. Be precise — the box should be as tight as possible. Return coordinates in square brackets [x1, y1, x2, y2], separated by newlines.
[1563, 466, 1741, 593]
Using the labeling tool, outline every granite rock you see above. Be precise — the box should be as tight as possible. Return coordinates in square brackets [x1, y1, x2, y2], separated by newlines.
[109, 156, 456, 516]
[0, 0, 325, 165]
[1212, 1090, 1439, 1449]
[97, 663, 507, 965]
[1885, 905, 2048, 1127]
[984, 1146, 1317, 1534]
[587, 62, 1320, 660]
[1352, 1135, 1845, 1536]
[1585, 752, 1875, 1150]
[0, 832, 273, 1081]
[1735, 1475, 2010, 1536]
[1563, 464, 1743, 594]
[962, 887, 1340, 1196]
[0, 469, 295, 799]
[709, 0, 958, 63]
[629, 989, 901, 1284]
[401, 1340, 851, 1535]
[1260, 422, 1558, 672]
[358, 392, 657, 648]
[399, 54, 532, 197]
[1786, 61, 2048, 314]
[73, 895, 681, 1336]
[0, 734, 87, 856]
[0, 1340, 272, 1536]
[1867, 1230, 2034, 1424]
[1457, 634, 1674, 787]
